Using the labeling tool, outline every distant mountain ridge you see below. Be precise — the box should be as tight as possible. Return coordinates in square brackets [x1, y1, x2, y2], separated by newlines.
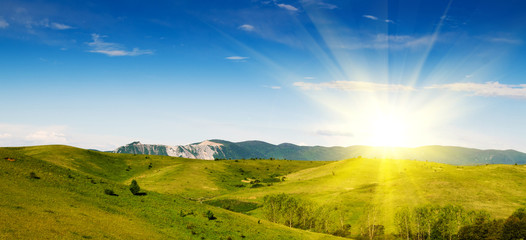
[113, 140, 526, 165]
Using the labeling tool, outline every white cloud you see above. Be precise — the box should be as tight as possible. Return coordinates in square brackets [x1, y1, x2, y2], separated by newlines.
[87, 34, 153, 57]
[239, 24, 255, 32]
[385, 19, 395, 24]
[294, 81, 415, 92]
[225, 56, 249, 61]
[427, 82, 526, 99]
[0, 18, 9, 29]
[300, 0, 337, 9]
[0, 133, 11, 139]
[270, 86, 281, 89]
[277, 3, 299, 11]
[363, 15, 378, 20]
[304, 77, 315, 80]
[485, 37, 522, 45]
[341, 34, 434, 50]
[316, 129, 354, 137]
[51, 22, 73, 30]
[26, 130, 68, 144]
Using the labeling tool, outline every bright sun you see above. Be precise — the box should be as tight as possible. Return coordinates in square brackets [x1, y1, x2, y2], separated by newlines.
[369, 112, 410, 147]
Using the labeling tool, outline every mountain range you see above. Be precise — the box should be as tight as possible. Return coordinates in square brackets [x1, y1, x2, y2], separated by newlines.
[113, 140, 526, 165]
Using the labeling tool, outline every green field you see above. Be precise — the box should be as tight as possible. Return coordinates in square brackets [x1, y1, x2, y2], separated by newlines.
[0, 145, 337, 240]
[1, 145, 526, 239]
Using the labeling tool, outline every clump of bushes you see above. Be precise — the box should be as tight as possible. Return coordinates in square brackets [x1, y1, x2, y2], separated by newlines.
[250, 183, 264, 188]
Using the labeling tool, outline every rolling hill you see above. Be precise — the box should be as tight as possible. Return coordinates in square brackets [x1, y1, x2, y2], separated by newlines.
[114, 140, 526, 165]
[0, 145, 337, 240]
[3, 144, 526, 239]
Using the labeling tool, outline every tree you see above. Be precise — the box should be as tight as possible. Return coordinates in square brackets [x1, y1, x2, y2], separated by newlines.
[501, 208, 526, 240]
[395, 207, 412, 240]
[129, 179, 141, 195]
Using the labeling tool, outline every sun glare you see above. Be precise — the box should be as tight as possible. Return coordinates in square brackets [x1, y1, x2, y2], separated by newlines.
[369, 112, 410, 147]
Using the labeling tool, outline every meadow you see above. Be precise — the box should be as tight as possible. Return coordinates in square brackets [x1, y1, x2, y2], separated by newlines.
[1, 145, 526, 239]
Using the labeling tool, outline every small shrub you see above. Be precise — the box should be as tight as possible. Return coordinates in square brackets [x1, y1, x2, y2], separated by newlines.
[180, 210, 195, 217]
[104, 189, 118, 196]
[29, 172, 40, 179]
[148, 163, 153, 169]
[129, 180, 141, 195]
[205, 210, 216, 220]
[250, 183, 264, 188]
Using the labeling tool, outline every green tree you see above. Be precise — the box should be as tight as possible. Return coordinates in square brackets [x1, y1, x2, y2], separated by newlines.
[501, 208, 526, 240]
[395, 207, 412, 240]
[129, 179, 141, 195]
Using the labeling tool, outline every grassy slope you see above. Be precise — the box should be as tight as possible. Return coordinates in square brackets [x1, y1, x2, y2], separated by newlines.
[218, 158, 526, 233]
[4, 145, 526, 237]
[0, 145, 339, 240]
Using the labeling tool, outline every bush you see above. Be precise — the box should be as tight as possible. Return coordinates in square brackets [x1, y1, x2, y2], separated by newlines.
[104, 189, 118, 196]
[250, 183, 264, 188]
[205, 210, 216, 220]
[29, 172, 40, 179]
[129, 180, 141, 195]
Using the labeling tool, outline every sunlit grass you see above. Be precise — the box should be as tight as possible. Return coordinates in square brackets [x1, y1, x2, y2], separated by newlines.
[0, 145, 340, 240]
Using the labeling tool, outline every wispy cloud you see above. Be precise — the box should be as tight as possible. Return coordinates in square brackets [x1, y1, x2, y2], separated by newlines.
[363, 15, 378, 21]
[304, 77, 315, 80]
[26, 130, 68, 144]
[239, 24, 255, 32]
[427, 82, 526, 99]
[485, 37, 522, 45]
[316, 129, 354, 137]
[87, 34, 153, 57]
[263, 85, 282, 90]
[300, 0, 337, 9]
[0, 133, 11, 139]
[363, 15, 395, 24]
[340, 34, 434, 50]
[277, 3, 299, 11]
[0, 18, 9, 29]
[225, 56, 249, 62]
[225, 56, 248, 60]
[0, 123, 69, 146]
[51, 22, 73, 30]
[294, 81, 415, 92]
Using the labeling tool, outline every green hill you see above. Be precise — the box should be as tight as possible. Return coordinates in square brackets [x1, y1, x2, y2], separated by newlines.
[3, 145, 526, 239]
[218, 157, 526, 233]
[0, 145, 338, 240]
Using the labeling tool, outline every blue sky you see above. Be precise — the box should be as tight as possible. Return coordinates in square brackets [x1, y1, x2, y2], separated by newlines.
[1, 0, 526, 151]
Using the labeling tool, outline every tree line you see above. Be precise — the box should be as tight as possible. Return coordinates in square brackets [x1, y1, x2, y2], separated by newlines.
[262, 193, 351, 237]
[395, 205, 526, 240]
[261, 193, 526, 239]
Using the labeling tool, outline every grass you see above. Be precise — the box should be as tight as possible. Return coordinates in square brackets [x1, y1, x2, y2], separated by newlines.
[0, 145, 340, 239]
[218, 158, 526, 233]
[2, 144, 526, 238]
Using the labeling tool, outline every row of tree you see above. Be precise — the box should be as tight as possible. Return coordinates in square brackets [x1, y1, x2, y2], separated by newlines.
[262, 193, 351, 237]
[394, 205, 526, 240]
[261, 193, 526, 240]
